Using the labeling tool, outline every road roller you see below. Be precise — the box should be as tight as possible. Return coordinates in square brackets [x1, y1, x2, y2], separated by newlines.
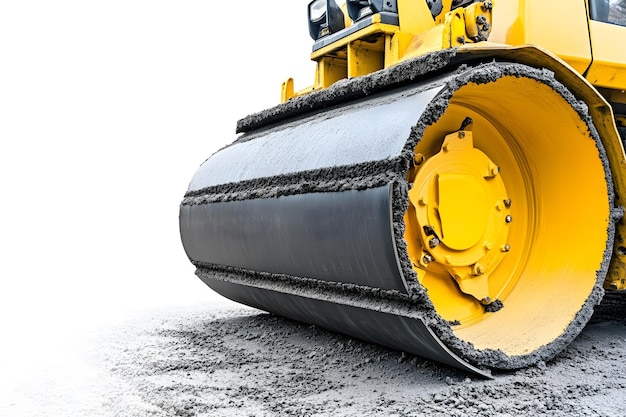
[180, 0, 626, 376]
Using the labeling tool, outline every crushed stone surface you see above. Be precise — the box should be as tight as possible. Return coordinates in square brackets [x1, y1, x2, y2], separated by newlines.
[3, 292, 626, 416]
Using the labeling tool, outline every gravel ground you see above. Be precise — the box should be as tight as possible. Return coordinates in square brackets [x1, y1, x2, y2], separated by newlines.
[3, 292, 626, 417]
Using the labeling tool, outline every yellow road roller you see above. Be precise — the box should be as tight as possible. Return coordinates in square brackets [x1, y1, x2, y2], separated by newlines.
[180, 0, 626, 376]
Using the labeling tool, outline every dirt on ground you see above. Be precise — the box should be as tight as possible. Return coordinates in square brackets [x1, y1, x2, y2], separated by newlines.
[3, 292, 626, 417]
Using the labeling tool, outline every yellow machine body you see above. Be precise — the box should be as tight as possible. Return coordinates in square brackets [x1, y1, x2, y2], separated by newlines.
[284, 0, 626, 97]
[182, 0, 626, 374]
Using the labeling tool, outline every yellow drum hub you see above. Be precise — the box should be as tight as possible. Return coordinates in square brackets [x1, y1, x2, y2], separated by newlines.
[408, 124, 511, 304]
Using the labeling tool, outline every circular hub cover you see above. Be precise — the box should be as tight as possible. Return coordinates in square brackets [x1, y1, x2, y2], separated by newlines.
[408, 131, 511, 297]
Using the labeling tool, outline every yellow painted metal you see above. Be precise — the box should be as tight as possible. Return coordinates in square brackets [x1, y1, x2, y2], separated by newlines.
[396, 0, 435, 34]
[315, 56, 347, 89]
[437, 0, 455, 23]
[310, 19, 398, 61]
[586, 20, 626, 90]
[401, 2, 494, 60]
[407, 129, 511, 303]
[309, 20, 398, 91]
[401, 25, 447, 58]
[405, 75, 610, 355]
[488, 0, 592, 74]
[386, 0, 437, 64]
[347, 39, 386, 78]
[464, 1, 493, 41]
[442, 7, 469, 48]
[281, 78, 294, 103]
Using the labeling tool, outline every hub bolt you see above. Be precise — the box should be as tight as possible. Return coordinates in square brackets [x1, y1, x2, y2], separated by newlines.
[472, 263, 486, 275]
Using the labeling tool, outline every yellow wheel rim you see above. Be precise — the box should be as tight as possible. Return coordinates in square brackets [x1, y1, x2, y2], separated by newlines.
[405, 75, 611, 356]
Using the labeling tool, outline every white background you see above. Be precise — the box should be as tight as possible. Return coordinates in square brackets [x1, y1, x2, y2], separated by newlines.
[0, 0, 316, 366]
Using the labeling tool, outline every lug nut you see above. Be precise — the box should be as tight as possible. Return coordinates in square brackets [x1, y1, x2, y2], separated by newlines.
[505, 215, 513, 223]
[429, 237, 440, 249]
[501, 244, 511, 252]
[472, 263, 485, 275]
[423, 254, 435, 264]
[503, 198, 512, 208]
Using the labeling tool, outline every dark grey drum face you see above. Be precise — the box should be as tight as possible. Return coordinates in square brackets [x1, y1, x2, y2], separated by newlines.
[178, 74, 498, 376]
[180, 186, 406, 291]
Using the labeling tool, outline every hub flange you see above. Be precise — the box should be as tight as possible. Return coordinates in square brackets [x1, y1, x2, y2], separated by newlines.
[407, 127, 512, 303]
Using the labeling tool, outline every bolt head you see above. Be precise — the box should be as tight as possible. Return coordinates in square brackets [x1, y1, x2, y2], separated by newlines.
[472, 263, 485, 275]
